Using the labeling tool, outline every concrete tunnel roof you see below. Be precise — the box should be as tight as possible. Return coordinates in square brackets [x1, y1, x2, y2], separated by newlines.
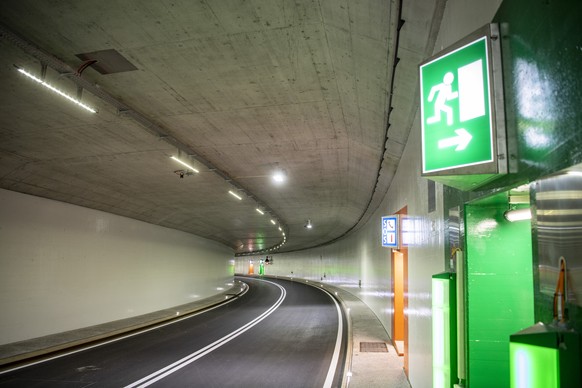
[0, 1, 444, 255]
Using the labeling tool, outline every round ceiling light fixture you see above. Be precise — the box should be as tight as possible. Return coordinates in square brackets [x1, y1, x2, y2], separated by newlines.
[272, 168, 287, 184]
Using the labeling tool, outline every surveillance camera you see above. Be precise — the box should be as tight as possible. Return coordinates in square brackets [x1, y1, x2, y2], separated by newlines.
[179, 171, 185, 178]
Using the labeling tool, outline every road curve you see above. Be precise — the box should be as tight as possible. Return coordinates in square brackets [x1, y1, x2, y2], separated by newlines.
[0, 276, 346, 387]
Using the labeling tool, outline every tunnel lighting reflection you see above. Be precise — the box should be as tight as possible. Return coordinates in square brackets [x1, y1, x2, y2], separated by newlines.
[16, 67, 97, 113]
[523, 127, 551, 150]
[515, 59, 555, 122]
[404, 307, 432, 318]
[170, 156, 199, 173]
[228, 190, 243, 200]
[475, 219, 498, 233]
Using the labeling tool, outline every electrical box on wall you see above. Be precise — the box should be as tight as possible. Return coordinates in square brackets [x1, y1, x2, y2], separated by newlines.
[419, 24, 507, 191]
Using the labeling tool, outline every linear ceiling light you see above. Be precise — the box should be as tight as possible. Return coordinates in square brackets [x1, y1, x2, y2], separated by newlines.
[16, 67, 97, 113]
[270, 219, 276, 225]
[170, 156, 199, 173]
[256, 208, 265, 215]
[504, 208, 532, 222]
[228, 190, 243, 200]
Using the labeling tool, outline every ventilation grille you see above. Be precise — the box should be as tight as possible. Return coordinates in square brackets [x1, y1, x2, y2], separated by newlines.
[360, 342, 388, 352]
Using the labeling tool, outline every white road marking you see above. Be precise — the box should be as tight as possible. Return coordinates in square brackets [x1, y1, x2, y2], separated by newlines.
[0, 284, 248, 375]
[124, 279, 286, 388]
[322, 290, 344, 388]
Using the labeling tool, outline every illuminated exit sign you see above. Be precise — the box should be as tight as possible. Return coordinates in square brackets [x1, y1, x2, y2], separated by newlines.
[420, 24, 506, 182]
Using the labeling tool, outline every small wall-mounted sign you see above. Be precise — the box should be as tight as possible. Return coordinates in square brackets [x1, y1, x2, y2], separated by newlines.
[382, 215, 400, 248]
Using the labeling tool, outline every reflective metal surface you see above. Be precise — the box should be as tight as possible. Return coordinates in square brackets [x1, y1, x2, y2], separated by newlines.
[534, 164, 582, 308]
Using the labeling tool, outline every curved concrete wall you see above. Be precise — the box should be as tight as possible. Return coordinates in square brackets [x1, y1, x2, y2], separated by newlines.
[0, 189, 233, 345]
[235, 2, 503, 386]
[237, 116, 445, 388]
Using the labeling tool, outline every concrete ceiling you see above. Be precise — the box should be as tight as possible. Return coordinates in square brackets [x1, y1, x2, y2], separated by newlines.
[0, 0, 443, 255]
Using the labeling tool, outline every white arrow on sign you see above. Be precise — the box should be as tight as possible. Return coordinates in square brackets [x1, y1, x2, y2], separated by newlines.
[437, 128, 472, 151]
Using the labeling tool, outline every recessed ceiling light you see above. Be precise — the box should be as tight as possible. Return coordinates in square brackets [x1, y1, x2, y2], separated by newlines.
[504, 208, 531, 222]
[273, 169, 287, 184]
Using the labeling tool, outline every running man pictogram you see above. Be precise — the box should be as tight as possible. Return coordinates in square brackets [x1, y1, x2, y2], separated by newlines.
[426, 72, 458, 126]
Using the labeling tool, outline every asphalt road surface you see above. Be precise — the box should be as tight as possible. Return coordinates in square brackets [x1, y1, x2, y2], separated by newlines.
[0, 276, 347, 387]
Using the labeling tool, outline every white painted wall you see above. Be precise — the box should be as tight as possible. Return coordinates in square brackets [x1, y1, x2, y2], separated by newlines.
[235, 2, 503, 386]
[0, 189, 233, 345]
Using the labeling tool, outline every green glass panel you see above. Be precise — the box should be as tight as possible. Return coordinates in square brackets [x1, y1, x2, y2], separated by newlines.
[465, 203, 534, 387]
[433, 277, 451, 388]
[510, 343, 559, 388]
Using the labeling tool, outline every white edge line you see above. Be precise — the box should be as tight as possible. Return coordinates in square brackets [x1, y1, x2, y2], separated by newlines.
[125, 279, 286, 388]
[0, 284, 249, 375]
[320, 288, 344, 388]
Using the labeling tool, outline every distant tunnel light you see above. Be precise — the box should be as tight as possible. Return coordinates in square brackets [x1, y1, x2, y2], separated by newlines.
[504, 208, 532, 222]
[16, 67, 97, 113]
[270, 219, 276, 225]
[170, 156, 199, 173]
[256, 208, 264, 215]
[228, 190, 243, 200]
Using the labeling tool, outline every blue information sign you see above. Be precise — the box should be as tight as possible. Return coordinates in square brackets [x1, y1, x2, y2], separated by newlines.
[381, 215, 399, 248]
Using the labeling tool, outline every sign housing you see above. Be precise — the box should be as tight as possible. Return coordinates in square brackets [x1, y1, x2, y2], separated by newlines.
[419, 24, 507, 190]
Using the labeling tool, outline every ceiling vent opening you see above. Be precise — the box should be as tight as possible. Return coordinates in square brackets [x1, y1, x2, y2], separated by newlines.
[75, 49, 137, 75]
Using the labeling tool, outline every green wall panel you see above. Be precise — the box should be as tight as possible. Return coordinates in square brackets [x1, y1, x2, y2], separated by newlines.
[465, 204, 534, 387]
[442, 1, 582, 385]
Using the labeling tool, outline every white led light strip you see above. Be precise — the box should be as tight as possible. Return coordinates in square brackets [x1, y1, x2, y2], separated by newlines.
[16, 67, 97, 113]
[170, 156, 199, 173]
[228, 190, 242, 200]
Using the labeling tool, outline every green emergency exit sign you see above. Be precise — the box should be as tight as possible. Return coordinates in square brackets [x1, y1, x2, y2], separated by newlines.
[420, 24, 505, 179]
